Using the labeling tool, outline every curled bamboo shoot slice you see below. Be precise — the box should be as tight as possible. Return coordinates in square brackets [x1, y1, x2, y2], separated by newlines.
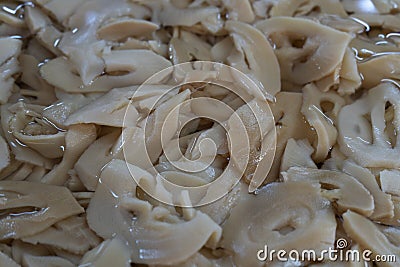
[280, 138, 317, 173]
[222, 0, 255, 23]
[65, 88, 139, 127]
[0, 37, 22, 104]
[19, 54, 57, 106]
[87, 159, 222, 265]
[283, 167, 374, 216]
[301, 83, 345, 162]
[270, 0, 347, 17]
[80, 238, 131, 267]
[40, 50, 171, 93]
[22, 216, 101, 255]
[268, 92, 316, 182]
[359, 55, 400, 89]
[343, 210, 400, 266]
[342, 160, 394, 220]
[74, 131, 119, 191]
[170, 30, 212, 64]
[338, 83, 400, 168]
[41, 124, 97, 186]
[226, 20, 281, 98]
[9, 103, 66, 159]
[222, 181, 336, 266]
[97, 18, 158, 41]
[381, 169, 400, 197]
[1, 104, 56, 169]
[0, 181, 84, 240]
[256, 17, 351, 85]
